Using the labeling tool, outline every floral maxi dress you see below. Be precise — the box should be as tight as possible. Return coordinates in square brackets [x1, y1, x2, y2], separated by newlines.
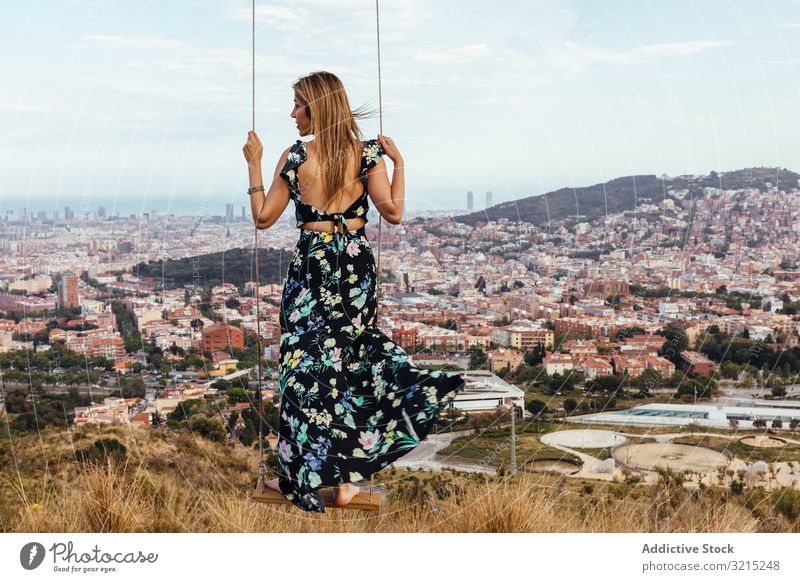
[274, 138, 467, 512]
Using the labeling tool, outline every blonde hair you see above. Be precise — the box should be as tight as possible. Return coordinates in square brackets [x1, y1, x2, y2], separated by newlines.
[292, 71, 376, 212]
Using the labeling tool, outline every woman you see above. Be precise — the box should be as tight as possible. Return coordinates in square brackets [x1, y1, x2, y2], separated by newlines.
[242, 71, 466, 512]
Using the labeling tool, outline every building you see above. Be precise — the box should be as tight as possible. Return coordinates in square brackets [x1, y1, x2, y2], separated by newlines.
[612, 355, 646, 378]
[73, 397, 131, 425]
[619, 334, 666, 356]
[563, 339, 598, 358]
[645, 355, 675, 378]
[117, 241, 134, 255]
[64, 329, 126, 358]
[572, 400, 800, 430]
[57, 271, 80, 310]
[584, 280, 630, 299]
[487, 347, 524, 373]
[679, 350, 717, 376]
[581, 357, 614, 379]
[417, 329, 466, 351]
[543, 353, 575, 376]
[407, 352, 470, 370]
[153, 385, 210, 416]
[209, 351, 239, 376]
[202, 323, 245, 352]
[450, 370, 525, 412]
[491, 324, 554, 350]
[9, 274, 52, 294]
[391, 326, 418, 350]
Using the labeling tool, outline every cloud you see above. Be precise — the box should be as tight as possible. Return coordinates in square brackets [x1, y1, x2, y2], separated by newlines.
[412, 43, 491, 64]
[225, 3, 311, 30]
[79, 34, 188, 52]
[504, 39, 732, 74]
[758, 58, 800, 65]
[0, 101, 50, 113]
[564, 39, 731, 66]
[631, 40, 732, 59]
[68, 0, 112, 8]
[78, 33, 297, 78]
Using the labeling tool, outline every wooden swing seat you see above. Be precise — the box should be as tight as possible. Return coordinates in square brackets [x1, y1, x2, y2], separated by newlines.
[252, 482, 389, 512]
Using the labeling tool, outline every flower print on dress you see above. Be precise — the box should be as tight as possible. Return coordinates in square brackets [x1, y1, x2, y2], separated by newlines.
[274, 139, 467, 513]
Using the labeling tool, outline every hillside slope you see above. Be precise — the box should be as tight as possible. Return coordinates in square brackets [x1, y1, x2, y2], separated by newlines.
[455, 167, 800, 227]
[2, 424, 798, 532]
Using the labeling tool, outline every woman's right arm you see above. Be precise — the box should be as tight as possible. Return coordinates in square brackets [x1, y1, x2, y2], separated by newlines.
[244, 131, 291, 230]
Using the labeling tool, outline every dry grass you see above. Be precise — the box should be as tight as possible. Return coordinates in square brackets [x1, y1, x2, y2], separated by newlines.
[0, 424, 796, 532]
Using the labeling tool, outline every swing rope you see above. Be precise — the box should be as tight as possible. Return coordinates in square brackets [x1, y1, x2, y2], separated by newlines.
[374, 0, 384, 308]
[251, 0, 386, 502]
[252, 0, 269, 494]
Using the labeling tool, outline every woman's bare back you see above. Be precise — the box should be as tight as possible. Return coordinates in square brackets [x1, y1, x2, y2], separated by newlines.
[297, 140, 366, 233]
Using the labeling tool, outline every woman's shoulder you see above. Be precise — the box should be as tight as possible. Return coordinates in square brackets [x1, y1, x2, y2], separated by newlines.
[286, 139, 307, 163]
[361, 137, 384, 171]
[279, 139, 307, 181]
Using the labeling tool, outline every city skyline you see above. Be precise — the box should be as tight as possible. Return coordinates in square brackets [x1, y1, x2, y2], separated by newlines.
[2, 0, 799, 218]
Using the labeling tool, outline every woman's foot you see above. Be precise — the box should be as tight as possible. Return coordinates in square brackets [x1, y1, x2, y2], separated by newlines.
[334, 483, 361, 507]
[265, 478, 282, 493]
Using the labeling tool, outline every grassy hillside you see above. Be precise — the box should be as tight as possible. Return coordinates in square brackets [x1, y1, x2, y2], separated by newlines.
[1, 423, 799, 532]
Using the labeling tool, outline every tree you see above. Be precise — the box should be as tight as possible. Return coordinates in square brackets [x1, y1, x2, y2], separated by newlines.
[168, 398, 210, 423]
[586, 375, 622, 396]
[188, 414, 226, 442]
[720, 361, 740, 380]
[635, 368, 661, 396]
[469, 346, 487, 370]
[658, 322, 688, 365]
[526, 398, 547, 416]
[771, 385, 787, 398]
[676, 375, 718, 400]
[77, 438, 127, 466]
[227, 387, 250, 404]
[212, 378, 233, 391]
[563, 398, 578, 413]
[524, 342, 546, 367]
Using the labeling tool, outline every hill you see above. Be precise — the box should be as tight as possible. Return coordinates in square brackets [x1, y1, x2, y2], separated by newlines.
[454, 167, 800, 227]
[2, 423, 798, 532]
[133, 246, 294, 291]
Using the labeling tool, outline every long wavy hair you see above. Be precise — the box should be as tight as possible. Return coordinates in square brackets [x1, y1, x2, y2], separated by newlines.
[292, 71, 376, 212]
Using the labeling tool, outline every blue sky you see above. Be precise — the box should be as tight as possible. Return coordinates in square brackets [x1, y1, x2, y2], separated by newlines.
[1, 0, 799, 216]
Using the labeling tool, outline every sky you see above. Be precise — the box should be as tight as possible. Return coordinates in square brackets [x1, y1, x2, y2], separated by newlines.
[1, 0, 799, 217]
